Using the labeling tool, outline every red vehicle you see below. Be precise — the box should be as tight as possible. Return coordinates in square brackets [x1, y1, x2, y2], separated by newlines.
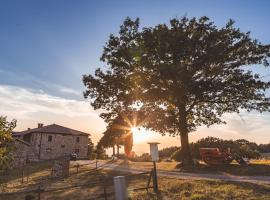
[199, 148, 248, 166]
[199, 148, 233, 165]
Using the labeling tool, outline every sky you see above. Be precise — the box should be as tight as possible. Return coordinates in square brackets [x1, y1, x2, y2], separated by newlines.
[1, 0, 270, 155]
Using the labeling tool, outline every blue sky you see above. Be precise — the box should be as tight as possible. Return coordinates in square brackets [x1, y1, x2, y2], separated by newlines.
[1, 0, 270, 150]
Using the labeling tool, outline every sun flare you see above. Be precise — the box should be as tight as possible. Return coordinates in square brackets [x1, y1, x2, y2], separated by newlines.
[131, 126, 153, 144]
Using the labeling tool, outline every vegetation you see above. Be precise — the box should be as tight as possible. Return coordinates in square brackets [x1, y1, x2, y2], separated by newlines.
[2, 161, 270, 200]
[132, 177, 270, 200]
[0, 116, 16, 170]
[83, 16, 270, 166]
[258, 143, 270, 153]
[97, 114, 135, 157]
[171, 137, 262, 162]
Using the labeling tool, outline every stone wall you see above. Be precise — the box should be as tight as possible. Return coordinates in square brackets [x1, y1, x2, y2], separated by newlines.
[31, 133, 89, 160]
[11, 139, 39, 167]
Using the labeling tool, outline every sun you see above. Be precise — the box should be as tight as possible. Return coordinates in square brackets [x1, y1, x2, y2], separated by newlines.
[131, 126, 153, 143]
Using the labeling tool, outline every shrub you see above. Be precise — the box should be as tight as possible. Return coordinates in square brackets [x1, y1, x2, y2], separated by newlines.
[170, 137, 261, 161]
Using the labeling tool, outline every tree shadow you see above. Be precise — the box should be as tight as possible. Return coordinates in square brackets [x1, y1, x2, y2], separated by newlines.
[175, 161, 270, 176]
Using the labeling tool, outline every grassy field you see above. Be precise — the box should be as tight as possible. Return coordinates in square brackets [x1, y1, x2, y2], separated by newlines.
[1, 160, 270, 200]
[121, 159, 270, 176]
[132, 177, 270, 200]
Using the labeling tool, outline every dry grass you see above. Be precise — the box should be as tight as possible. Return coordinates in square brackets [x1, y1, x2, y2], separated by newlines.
[122, 159, 270, 176]
[132, 177, 270, 200]
[1, 160, 270, 200]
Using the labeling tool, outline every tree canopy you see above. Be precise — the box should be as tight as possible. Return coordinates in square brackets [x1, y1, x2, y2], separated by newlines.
[97, 113, 137, 156]
[0, 116, 16, 170]
[83, 16, 270, 166]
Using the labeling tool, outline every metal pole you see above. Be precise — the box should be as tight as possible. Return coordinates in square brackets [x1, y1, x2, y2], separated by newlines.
[152, 161, 158, 193]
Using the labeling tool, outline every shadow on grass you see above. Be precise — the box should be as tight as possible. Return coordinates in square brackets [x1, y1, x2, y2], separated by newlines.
[0, 161, 53, 185]
[133, 177, 270, 200]
[176, 162, 270, 176]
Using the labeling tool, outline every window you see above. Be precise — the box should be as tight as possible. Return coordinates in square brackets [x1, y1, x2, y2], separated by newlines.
[61, 145, 65, 148]
[75, 149, 79, 154]
[45, 148, 52, 153]
[76, 137, 80, 143]
[48, 135, 52, 142]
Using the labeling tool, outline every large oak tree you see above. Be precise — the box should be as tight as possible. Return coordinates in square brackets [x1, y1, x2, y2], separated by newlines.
[83, 17, 270, 166]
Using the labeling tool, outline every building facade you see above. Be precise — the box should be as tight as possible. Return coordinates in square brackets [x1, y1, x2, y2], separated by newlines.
[13, 123, 90, 160]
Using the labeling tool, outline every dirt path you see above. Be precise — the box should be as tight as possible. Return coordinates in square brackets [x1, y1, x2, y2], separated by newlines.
[74, 160, 270, 185]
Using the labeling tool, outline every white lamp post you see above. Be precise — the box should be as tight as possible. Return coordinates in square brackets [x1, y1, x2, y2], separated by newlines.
[148, 142, 159, 193]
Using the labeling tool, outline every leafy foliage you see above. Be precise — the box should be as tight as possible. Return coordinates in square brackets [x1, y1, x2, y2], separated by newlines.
[97, 114, 134, 156]
[0, 116, 16, 170]
[129, 153, 152, 162]
[171, 137, 261, 161]
[159, 146, 179, 159]
[258, 143, 270, 153]
[83, 16, 270, 165]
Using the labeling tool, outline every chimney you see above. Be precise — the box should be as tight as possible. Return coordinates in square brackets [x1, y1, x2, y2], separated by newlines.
[38, 123, 44, 128]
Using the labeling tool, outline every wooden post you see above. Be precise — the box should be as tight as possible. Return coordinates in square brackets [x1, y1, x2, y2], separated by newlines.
[38, 186, 41, 200]
[21, 165, 24, 184]
[76, 164, 79, 173]
[114, 176, 128, 200]
[117, 145, 120, 157]
[103, 176, 108, 200]
[96, 159, 98, 170]
[152, 161, 158, 193]
[112, 145, 115, 157]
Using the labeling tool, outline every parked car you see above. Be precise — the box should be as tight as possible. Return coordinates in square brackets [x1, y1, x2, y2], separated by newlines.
[70, 153, 78, 161]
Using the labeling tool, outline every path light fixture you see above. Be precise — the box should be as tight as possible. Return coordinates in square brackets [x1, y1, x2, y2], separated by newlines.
[147, 142, 159, 193]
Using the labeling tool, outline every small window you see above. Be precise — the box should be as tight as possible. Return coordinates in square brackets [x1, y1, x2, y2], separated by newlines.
[61, 145, 65, 148]
[76, 137, 80, 143]
[48, 135, 52, 142]
[46, 148, 52, 153]
[75, 149, 79, 154]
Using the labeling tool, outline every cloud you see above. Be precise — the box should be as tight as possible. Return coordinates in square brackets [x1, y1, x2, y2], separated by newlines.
[1, 84, 269, 148]
[0, 69, 82, 97]
[0, 84, 106, 143]
[57, 86, 82, 96]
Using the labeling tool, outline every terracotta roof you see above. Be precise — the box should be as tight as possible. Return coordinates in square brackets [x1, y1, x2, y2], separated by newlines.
[13, 124, 89, 136]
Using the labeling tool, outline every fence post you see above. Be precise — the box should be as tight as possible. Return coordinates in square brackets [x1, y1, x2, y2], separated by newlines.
[76, 164, 79, 174]
[103, 176, 108, 200]
[114, 176, 128, 200]
[37, 185, 42, 200]
[21, 165, 24, 184]
[26, 166, 29, 183]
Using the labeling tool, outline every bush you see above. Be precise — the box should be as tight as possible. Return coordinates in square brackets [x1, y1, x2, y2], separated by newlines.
[129, 153, 152, 162]
[170, 137, 261, 161]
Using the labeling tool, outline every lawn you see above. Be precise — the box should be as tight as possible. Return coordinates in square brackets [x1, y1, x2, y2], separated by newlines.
[132, 177, 270, 200]
[1, 160, 270, 200]
[121, 159, 270, 176]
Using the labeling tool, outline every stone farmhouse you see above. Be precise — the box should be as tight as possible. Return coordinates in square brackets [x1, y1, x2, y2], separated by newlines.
[13, 123, 91, 161]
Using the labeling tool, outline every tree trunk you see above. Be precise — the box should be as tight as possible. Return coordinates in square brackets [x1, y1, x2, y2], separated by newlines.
[117, 145, 120, 157]
[178, 104, 193, 167]
[112, 145, 115, 156]
[180, 132, 193, 167]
